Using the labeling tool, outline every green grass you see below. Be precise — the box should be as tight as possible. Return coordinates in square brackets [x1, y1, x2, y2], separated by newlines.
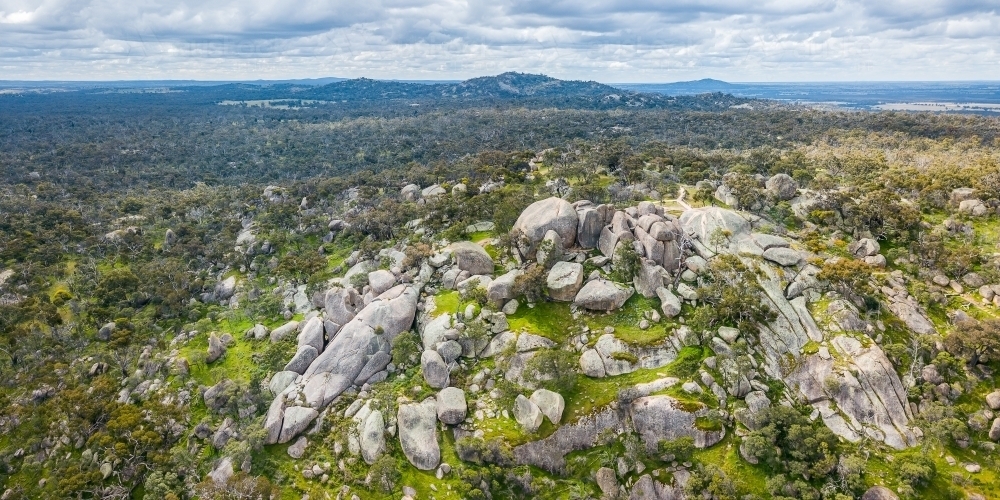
[564, 368, 671, 422]
[467, 230, 494, 243]
[506, 300, 576, 341]
[429, 290, 481, 319]
[664, 346, 710, 379]
[583, 295, 672, 346]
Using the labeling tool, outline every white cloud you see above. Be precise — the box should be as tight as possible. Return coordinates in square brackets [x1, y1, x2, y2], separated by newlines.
[0, 0, 998, 80]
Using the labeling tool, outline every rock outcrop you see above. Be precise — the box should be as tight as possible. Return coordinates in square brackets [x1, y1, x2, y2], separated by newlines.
[398, 399, 440, 470]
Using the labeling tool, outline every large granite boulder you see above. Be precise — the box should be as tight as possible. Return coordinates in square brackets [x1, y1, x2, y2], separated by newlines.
[576, 208, 603, 249]
[630, 395, 725, 450]
[359, 409, 385, 465]
[488, 269, 523, 306]
[278, 406, 318, 444]
[573, 279, 633, 311]
[679, 207, 751, 251]
[398, 399, 440, 470]
[401, 184, 421, 201]
[656, 287, 681, 318]
[765, 173, 798, 201]
[298, 317, 325, 353]
[547, 262, 584, 301]
[324, 287, 363, 326]
[274, 285, 418, 429]
[284, 346, 318, 374]
[436, 387, 468, 425]
[861, 486, 899, 500]
[421, 350, 450, 389]
[448, 241, 494, 275]
[514, 394, 544, 433]
[530, 389, 565, 425]
[367, 270, 396, 296]
[513, 197, 579, 258]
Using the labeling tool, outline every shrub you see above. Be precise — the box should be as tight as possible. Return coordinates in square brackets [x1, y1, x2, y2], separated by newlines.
[657, 436, 694, 462]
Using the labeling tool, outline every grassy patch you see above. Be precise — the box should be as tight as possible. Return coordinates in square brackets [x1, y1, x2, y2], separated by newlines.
[664, 346, 710, 379]
[506, 300, 575, 342]
[564, 368, 671, 422]
[584, 295, 670, 346]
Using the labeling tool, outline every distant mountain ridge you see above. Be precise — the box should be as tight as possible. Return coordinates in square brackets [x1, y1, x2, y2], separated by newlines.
[296, 72, 756, 111]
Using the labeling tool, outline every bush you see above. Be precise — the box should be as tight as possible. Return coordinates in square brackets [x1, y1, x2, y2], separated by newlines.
[657, 436, 694, 462]
[610, 244, 641, 283]
[368, 455, 400, 493]
[524, 349, 578, 392]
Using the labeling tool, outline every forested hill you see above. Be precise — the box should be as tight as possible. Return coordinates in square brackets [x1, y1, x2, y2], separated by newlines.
[0, 72, 759, 111]
[295, 72, 753, 110]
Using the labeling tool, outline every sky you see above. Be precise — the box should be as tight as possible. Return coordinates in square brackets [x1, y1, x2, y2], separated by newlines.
[1, 0, 999, 82]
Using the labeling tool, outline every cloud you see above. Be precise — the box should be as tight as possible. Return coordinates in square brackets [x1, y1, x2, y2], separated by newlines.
[0, 0, 998, 81]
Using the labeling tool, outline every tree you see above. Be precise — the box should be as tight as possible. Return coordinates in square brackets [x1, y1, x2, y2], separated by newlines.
[944, 318, 1000, 366]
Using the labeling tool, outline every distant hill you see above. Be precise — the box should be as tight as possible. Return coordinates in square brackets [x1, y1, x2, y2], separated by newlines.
[298, 72, 758, 111]
[614, 78, 742, 96]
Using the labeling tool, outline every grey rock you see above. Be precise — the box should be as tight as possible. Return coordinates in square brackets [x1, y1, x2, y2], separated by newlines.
[215, 276, 237, 301]
[547, 261, 584, 302]
[421, 350, 450, 389]
[298, 317, 325, 352]
[249, 323, 269, 340]
[97, 322, 115, 341]
[887, 300, 936, 335]
[849, 238, 880, 258]
[656, 287, 681, 318]
[360, 409, 386, 465]
[368, 270, 396, 296]
[488, 269, 523, 306]
[208, 457, 234, 485]
[401, 184, 421, 201]
[986, 390, 1000, 410]
[990, 418, 1000, 441]
[513, 197, 579, 258]
[436, 387, 468, 425]
[598, 226, 620, 258]
[679, 207, 751, 250]
[354, 351, 392, 385]
[269, 371, 298, 395]
[437, 340, 463, 363]
[422, 184, 446, 198]
[580, 349, 606, 378]
[718, 326, 739, 343]
[573, 279, 633, 311]
[203, 379, 234, 412]
[537, 230, 564, 268]
[529, 389, 565, 425]
[861, 486, 899, 500]
[398, 399, 440, 470]
[207, 333, 225, 363]
[577, 208, 603, 249]
[502, 299, 520, 315]
[630, 395, 725, 451]
[514, 394, 544, 432]
[270, 321, 300, 343]
[595, 467, 618, 497]
[634, 259, 667, 298]
[517, 332, 556, 352]
[762, 247, 802, 267]
[287, 436, 308, 459]
[211, 418, 234, 449]
[448, 241, 494, 275]
[284, 346, 319, 374]
[324, 287, 363, 326]
[279, 406, 319, 444]
[765, 173, 798, 200]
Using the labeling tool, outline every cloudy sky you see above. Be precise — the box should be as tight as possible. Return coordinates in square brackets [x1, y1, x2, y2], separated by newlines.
[1, 0, 998, 82]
